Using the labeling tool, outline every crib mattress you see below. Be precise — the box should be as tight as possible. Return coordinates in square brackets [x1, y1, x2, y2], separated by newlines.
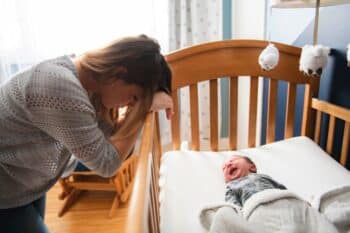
[159, 136, 350, 233]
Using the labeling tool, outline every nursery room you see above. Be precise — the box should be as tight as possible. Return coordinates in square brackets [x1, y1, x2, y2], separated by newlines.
[1, 0, 350, 233]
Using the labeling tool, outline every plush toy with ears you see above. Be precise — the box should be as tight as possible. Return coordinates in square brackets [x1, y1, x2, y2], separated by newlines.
[299, 44, 330, 76]
[347, 44, 350, 67]
[258, 44, 280, 71]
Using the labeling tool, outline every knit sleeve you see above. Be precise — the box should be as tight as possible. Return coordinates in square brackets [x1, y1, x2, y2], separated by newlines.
[225, 184, 242, 208]
[24, 64, 122, 177]
[261, 174, 287, 190]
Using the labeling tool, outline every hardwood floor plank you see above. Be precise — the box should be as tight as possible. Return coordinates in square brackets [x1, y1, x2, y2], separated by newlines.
[46, 183, 127, 233]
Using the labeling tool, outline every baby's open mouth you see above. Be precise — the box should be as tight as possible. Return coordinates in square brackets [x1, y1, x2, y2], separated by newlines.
[229, 167, 237, 176]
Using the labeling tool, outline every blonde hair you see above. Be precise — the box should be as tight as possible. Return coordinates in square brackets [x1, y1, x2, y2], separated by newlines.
[80, 35, 172, 139]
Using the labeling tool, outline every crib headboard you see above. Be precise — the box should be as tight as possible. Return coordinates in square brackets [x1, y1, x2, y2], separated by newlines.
[167, 39, 319, 151]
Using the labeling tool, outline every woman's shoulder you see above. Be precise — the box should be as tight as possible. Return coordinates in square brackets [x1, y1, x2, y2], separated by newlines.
[25, 56, 88, 96]
[33, 55, 80, 85]
[22, 56, 93, 112]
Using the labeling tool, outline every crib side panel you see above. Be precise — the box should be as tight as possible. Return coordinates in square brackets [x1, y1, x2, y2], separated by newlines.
[166, 40, 320, 150]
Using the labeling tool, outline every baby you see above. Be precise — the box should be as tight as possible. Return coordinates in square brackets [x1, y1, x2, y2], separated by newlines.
[199, 155, 339, 233]
[222, 155, 286, 208]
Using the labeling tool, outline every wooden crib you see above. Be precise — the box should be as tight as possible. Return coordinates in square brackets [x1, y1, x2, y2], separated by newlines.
[124, 39, 350, 233]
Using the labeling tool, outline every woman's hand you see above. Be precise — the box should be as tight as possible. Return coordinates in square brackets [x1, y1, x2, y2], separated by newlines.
[150, 92, 174, 120]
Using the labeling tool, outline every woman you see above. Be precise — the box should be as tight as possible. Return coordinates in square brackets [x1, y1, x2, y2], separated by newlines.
[0, 35, 173, 232]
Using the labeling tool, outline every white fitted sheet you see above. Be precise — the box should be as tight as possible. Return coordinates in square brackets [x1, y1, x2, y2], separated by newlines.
[159, 136, 350, 233]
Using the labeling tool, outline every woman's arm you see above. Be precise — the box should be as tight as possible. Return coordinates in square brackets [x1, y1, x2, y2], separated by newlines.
[109, 124, 142, 161]
[26, 69, 122, 178]
[110, 91, 174, 160]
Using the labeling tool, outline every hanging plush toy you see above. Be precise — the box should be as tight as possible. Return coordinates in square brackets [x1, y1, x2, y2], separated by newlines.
[347, 44, 350, 67]
[259, 44, 280, 71]
[299, 44, 330, 76]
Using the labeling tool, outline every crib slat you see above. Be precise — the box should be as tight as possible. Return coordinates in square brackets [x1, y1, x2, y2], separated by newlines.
[149, 169, 158, 233]
[171, 90, 180, 150]
[154, 113, 162, 169]
[314, 110, 322, 144]
[229, 77, 238, 150]
[150, 160, 156, 232]
[267, 79, 278, 143]
[341, 121, 350, 166]
[120, 170, 127, 191]
[190, 84, 200, 150]
[149, 206, 156, 233]
[210, 79, 219, 151]
[151, 160, 160, 233]
[284, 83, 296, 139]
[248, 76, 258, 148]
[326, 115, 336, 155]
[153, 114, 161, 215]
[302, 85, 315, 137]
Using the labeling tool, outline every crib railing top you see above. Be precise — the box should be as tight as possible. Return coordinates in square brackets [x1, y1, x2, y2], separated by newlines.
[166, 39, 319, 90]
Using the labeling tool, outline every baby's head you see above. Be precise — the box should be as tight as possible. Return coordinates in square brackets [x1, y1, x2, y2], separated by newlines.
[222, 155, 257, 183]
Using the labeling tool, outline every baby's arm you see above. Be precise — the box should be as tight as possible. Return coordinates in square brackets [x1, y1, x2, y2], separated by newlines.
[274, 181, 287, 190]
[261, 174, 287, 190]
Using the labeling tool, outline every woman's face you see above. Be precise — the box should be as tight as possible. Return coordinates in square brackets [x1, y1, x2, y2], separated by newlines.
[99, 79, 144, 109]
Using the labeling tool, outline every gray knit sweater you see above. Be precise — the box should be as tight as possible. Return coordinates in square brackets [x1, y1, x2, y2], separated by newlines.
[0, 56, 121, 209]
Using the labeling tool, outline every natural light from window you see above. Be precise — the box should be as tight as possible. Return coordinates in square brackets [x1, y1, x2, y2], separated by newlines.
[0, 0, 168, 81]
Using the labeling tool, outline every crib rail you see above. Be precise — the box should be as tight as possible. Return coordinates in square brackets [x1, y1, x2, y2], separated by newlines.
[125, 112, 161, 233]
[311, 98, 350, 166]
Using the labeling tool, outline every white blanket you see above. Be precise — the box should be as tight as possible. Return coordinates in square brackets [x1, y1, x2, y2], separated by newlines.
[200, 189, 339, 233]
[314, 186, 350, 233]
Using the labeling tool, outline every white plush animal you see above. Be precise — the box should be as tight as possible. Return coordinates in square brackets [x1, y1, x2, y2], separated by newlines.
[347, 44, 350, 67]
[259, 44, 279, 71]
[299, 45, 330, 76]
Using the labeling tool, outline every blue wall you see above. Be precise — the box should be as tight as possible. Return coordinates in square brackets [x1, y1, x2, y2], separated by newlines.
[264, 4, 350, 168]
[220, 0, 232, 137]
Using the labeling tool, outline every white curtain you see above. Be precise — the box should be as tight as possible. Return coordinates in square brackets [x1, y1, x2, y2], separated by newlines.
[162, 0, 222, 147]
[0, 0, 168, 82]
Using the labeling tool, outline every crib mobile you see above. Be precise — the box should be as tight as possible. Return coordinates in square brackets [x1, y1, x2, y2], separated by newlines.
[264, 0, 350, 76]
[259, 43, 333, 77]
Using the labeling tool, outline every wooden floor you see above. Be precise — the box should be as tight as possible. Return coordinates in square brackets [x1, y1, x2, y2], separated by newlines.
[45, 183, 129, 233]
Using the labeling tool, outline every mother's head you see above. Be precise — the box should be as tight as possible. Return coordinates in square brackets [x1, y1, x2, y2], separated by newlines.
[78, 35, 171, 138]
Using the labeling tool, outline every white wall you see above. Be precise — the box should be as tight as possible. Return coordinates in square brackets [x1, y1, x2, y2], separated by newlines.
[232, 0, 266, 39]
[269, 8, 314, 44]
[232, 0, 266, 149]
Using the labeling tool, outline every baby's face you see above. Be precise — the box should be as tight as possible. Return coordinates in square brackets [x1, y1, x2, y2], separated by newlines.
[222, 156, 255, 183]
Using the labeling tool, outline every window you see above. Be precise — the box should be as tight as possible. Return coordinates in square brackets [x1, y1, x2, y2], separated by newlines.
[0, 0, 168, 81]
